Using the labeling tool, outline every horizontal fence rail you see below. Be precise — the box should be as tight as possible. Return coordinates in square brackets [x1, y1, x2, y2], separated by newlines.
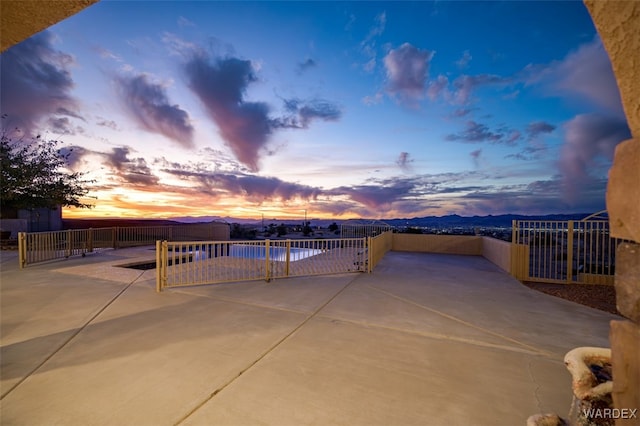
[156, 238, 368, 291]
[512, 219, 624, 285]
[18, 223, 230, 268]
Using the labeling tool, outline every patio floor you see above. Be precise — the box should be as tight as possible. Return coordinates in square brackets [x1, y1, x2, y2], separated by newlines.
[0, 248, 619, 426]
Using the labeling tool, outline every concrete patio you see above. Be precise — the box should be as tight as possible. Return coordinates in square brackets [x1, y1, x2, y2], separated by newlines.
[0, 247, 619, 426]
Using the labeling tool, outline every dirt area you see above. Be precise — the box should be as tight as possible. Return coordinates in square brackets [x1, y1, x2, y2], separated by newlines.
[522, 281, 620, 316]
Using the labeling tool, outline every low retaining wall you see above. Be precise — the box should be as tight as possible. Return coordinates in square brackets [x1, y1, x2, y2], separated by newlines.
[391, 234, 513, 275]
[392, 234, 482, 255]
[481, 236, 511, 273]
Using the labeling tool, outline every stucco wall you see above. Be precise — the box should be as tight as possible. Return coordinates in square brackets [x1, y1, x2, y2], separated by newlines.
[481, 237, 511, 273]
[1, 1, 100, 53]
[392, 234, 482, 256]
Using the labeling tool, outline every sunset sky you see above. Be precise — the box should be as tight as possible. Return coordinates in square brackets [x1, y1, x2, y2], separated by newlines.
[0, 1, 631, 221]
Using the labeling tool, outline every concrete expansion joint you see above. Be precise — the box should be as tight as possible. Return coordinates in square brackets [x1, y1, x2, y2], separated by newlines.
[173, 273, 362, 426]
[366, 284, 554, 358]
[0, 269, 146, 401]
[527, 359, 544, 414]
[169, 288, 310, 316]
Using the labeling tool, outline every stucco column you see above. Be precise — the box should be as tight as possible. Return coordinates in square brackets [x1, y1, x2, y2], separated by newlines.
[584, 2, 640, 425]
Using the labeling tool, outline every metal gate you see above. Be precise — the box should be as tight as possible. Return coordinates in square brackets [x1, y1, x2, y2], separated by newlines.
[156, 238, 368, 291]
[512, 213, 623, 284]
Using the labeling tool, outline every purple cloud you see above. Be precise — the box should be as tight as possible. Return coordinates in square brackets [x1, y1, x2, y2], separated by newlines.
[506, 130, 522, 145]
[445, 121, 505, 144]
[296, 58, 317, 74]
[470, 149, 482, 168]
[450, 108, 473, 118]
[359, 11, 387, 73]
[184, 53, 341, 171]
[278, 98, 342, 128]
[426, 73, 509, 106]
[184, 54, 273, 171]
[46, 116, 77, 135]
[384, 43, 434, 105]
[0, 30, 79, 135]
[454, 177, 609, 216]
[334, 178, 417, 209]
[162, 164, 322, 202]
[450, 74, 508, 105]
[427, 75, 449, 101]
[525, 37, 623, 114]
[505, 145, 547, 161]
[526, 121, 555, 139]
[559, 113, 630, 202]
[396, 152, 413, 171]
[113, 74, 194, 148]
[102, 147, 160, 186]
[65, 145, 160, 186]
[455, 50, 472, 69]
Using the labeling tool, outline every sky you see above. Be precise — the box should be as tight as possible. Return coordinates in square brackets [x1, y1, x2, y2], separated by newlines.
[0, 0, 631, 221]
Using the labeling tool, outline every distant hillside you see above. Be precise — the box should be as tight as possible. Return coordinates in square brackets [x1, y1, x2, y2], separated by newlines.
[63, 218, 183, 229]
[383, 213, 595, 228]
[63, 213, 599, 230]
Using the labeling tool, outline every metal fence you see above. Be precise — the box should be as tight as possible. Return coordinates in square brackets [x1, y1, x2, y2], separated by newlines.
[156, 237, 368, 291]
[511, 219, 624, 284]
[341, 221, 394, 238]
[18, 223, 230, 268]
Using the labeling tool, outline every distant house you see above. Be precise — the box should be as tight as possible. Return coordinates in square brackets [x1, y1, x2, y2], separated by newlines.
[18, 206, 63, 232]
[0, 206, 62, 239]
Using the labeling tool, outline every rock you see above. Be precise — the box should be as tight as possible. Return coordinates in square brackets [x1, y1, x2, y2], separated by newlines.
[526, 413, 567, 426]
[615, 242, 640, 321]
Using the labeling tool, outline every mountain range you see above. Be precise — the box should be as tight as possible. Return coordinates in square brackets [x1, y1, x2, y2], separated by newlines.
[65, 213, 601, 229]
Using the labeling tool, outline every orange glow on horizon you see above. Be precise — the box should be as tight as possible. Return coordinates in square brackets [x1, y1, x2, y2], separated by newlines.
[62, 191, 365, 221]
[62, 206, 364, 221]
[63, 187, 458, 221]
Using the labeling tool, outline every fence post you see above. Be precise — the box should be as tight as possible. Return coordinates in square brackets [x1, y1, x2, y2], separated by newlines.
[66, 230, 72, 258]
[265, 239, 271, 282]
[112, 227, 117, 249]
[510, 221, 525, 280]
[18, 232, 26, 269]
[567, 220, 574, 283]
[88, 228, 94, 252]
[367, 236, 372, 273]
[156, 240, 162, 292]
[285, 239, 291, 277]
[156, 240, 168, 292]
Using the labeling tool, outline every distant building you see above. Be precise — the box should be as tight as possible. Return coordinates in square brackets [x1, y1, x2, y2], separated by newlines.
[0, 206, 62, 238]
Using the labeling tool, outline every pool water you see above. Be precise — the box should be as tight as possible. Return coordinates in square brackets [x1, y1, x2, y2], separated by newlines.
[228, 245, 322, 261]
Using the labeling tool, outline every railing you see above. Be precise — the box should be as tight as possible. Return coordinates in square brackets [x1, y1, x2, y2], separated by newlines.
[512, 219, 625, 284]
[368, 231, 393, 272]
[156, 237, 368, 292]
[18, 223, 230, 268]
[341, 222, 394, 238]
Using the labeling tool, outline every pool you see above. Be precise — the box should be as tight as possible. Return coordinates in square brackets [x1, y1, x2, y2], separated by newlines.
[228, 244, 322, 261]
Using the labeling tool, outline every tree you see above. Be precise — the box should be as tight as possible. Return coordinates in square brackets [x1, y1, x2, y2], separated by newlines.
[1, 128, 94, 218]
